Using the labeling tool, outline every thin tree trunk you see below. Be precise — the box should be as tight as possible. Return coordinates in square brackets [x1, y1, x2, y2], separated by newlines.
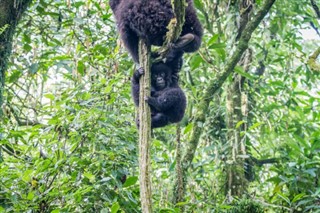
[172, 124, 185, 208]
[138, 0, 185, 210]
[225, 73, 246, 198]
[225, 49, 252, 198]
[225, 0, 254, 199]
[138, 39, 152, 213]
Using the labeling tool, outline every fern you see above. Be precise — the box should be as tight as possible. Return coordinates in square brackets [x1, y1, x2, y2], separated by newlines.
[0, 24, 9, 35]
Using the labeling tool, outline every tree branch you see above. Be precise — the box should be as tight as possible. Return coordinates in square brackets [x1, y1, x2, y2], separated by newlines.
[251, 156, 278, 166]
[311, 0, 320, 19]
[182, 0, 276, 176]
[308, 46, 320, 73]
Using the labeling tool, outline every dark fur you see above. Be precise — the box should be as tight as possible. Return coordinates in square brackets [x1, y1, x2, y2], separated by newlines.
[109, 0, 203, 63]
[131, 62, 186, 128]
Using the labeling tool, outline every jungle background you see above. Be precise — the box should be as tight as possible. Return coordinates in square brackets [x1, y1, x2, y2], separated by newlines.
[0, 0, 319, 212]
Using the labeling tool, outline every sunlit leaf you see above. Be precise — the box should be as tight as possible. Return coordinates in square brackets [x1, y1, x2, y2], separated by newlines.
[123, 176, 138, 188]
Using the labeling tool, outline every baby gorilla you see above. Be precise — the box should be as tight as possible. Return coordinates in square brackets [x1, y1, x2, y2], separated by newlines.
[132, 62, 186, 128]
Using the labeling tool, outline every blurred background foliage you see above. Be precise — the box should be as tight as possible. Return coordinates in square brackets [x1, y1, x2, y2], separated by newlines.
[0, 0, 319, 212]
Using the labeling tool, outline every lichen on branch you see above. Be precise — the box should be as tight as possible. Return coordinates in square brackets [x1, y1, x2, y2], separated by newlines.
[308, 46, 320, 72]
[155, 0, 186, 62]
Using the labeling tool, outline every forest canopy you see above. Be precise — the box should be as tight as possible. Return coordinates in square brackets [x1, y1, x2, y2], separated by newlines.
[0, 0, 319, 212]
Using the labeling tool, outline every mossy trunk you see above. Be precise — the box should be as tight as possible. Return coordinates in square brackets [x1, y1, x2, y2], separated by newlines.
[138, 39, 152, 212]
[225, 0, 253, 199]
[225, 72, 248, 198]
[173, 0, 276, 203]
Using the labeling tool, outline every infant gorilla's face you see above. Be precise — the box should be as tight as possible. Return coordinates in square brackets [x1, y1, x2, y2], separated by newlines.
[152, 72, 166, 90]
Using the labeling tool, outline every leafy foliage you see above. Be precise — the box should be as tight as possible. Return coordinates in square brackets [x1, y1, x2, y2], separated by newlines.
[0, 0, 319, 212]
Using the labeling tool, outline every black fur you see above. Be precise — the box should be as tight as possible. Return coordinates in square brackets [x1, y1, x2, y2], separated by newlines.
[131, 62, 186, 128]
[109, 0, 203, 63]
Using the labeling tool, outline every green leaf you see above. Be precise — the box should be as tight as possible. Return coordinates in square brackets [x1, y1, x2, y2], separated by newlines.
[29, 63, 39, 74]
[159, 208, 176, 212]
[84, 172, 95, 182]
[27, 192, 35, 200]
[292, 193, 305, 203]
[8, 70, 22, 83]
[77, 60, 86, 76]
[23, 33, 31, 43]
[235, 121, 245, 129]
[44, 94, 55, 101]
[176, 201, 188, 206]
[100, 209, 108, 213]
[208, 34, 219, 46]
[184, 123, 193, 134]
[190, 54, 203, 69]
[111, 202, 120, 213]
[249, 122, 264, 131]
[209, 43, 226, 49]
[193, 0, 204, 9]
[123, 176, 138, 187]
[234, 66, 256, 80]
[277, 193, 291, 205]
[22, 169, 33, 182]
[23, 44, 32, 52]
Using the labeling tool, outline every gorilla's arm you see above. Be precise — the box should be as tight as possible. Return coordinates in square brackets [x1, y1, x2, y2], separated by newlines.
[181, 0, 203, 53]
[167, 0, 203, 57]
[166, 55, 183, 87]
[131, 67, 144, 106]
[109, 0, 121, 11]
[120, 28, 140, 63]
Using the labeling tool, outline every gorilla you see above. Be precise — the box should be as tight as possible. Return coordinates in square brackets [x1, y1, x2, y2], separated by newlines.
[131, 61, 186, 128]
[109, 0, 203, 63]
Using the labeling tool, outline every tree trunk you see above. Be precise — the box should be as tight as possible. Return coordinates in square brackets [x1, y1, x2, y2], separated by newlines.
[225, 48, 253, 198]
[225, 72, 247, 198]
[0, 0, 32, 117]
[225, 0, 254, 199]
[138, 0, 185, 210]
[172, 124, 185, 209]
[174, 0, 276, 202]
[138, 39, 152, 213]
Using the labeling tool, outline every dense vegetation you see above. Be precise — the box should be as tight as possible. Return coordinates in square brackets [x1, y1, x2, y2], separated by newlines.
[0, 0, 319, 212]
